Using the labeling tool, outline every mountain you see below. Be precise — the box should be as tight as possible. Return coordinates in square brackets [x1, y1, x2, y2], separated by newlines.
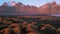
[14, 2, 40, 15]
[0, 2, 19, 15]
[2, 2, 8, 6]
[8, 1, 16, 6]
[0, 1, 60, 15]
[39, 1, 60, 14]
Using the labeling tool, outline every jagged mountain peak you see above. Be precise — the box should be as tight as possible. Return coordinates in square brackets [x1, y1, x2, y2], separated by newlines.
[15, 2, 24, 6]
[16, 2, 23, 5]
[42, 1, 57, 7]
[8, 1, 16, 6]
[50, 1, 56, 4]
[2, 2, 8, 6]
[1, 1, 17, 6]
[50, 1, 57, 6]
[0, 1, 60, 15]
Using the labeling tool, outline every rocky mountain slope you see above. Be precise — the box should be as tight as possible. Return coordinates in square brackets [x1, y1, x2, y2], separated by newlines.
[0, 1, 60, 15]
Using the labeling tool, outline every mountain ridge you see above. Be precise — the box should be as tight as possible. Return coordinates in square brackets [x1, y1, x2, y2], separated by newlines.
[0, 1, 60, 15]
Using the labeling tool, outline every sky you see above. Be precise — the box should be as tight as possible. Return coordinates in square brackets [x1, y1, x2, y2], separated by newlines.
[0, 0, 60, 7]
